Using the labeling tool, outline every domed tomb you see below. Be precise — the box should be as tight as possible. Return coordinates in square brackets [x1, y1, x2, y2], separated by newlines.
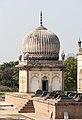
[18, 12, 65, 93]
[22, 12, 60, 60]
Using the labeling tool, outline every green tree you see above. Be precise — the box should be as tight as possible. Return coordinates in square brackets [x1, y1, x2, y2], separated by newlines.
[64, 57, 77, 91]
[0, 61, 19, 92]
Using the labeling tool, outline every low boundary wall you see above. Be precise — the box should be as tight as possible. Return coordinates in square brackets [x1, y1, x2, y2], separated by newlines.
[5, 93, 82, 119]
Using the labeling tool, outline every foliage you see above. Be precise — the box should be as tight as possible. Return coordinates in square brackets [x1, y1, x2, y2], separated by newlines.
[0, 92, 5, 101]
[0, 61, 19, 92]
[64, 57, 77, 91]
[0, 92, 5, 95]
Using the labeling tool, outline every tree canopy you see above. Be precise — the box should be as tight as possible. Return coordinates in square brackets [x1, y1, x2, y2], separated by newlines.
[0, 61, 19, 92]
[64, 57, 77, 91]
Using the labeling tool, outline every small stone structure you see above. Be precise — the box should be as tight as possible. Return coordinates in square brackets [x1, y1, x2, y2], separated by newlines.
[17, 11, 65, 93]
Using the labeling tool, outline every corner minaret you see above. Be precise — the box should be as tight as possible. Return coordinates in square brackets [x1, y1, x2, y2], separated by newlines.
[77, 38, 82, 93]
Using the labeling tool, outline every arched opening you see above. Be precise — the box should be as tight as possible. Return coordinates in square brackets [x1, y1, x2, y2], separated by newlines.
[42, 76, 48, 91]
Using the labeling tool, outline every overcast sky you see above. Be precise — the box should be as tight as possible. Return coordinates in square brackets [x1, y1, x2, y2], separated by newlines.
[0, 0, 82, 63]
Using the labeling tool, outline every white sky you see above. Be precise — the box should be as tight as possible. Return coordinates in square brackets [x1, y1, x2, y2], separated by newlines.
[0, 0, 82, 63]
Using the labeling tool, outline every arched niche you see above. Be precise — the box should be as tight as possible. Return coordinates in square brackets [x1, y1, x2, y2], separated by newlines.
[30, 76, 39, 92]
[79, 69, 82, 90]
[52, 77, 60, 91]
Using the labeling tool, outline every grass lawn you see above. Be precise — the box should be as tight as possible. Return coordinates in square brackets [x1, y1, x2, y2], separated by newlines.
[0, 92, 5, 95]
[4, 114, 35, 120]
[0, 98, 5, 101]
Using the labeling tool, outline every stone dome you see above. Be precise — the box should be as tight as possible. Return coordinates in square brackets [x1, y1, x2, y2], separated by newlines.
[22, 12, 60, 60]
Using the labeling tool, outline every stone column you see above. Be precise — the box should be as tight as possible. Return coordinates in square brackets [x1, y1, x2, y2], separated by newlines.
[62, 69, 64, 91]
[27, 68, 29, 93]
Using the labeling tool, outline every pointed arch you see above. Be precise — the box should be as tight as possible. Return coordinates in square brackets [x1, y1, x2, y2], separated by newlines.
[52, 76, 60, 91]
[30, 76, 39, 92]
[79, 69, 82, 90]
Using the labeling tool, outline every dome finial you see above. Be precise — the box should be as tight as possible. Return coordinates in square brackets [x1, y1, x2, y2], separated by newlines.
[40, 11, 43, 26]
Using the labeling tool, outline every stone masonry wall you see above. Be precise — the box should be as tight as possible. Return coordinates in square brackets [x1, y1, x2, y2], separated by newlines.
[55, 102, 82, 119]
[5, 93, 56, 119]
[5, 93, 82, 119]
[5, 93, 29, 111]
[33, 99, 55, 118]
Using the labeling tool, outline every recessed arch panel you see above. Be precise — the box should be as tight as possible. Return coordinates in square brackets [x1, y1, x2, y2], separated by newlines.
[79, 69, 82, 90]
[52, 77, 60, 91]
[30, 77, 39, 92]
